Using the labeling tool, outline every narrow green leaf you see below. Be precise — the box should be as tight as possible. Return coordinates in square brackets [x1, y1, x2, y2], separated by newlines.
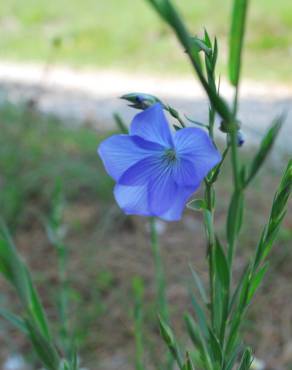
[247, 263, 269, 303]
[245, 115, 283, 186]
[229, 0, 249, 86]
[238, 348, 253, 370]
[215, 238, 230, 290]
[224, 345, 241, 370]
[226, 191, 244, 247]
[182, 352, 196, 370]
[208, 329, 223, 365]
[253, 160, 292, 269]
[158, 316, 184, 369]
[229, 265, 250, 313]
[204, 29, 212, 48]
[187, 199, 207, 212]
[26, 270, 51, 340]
[189, 291, 208, 338]
[0, 226, 51, 341]
[214, 238, 230, 340]
[225, 313, 241, 356]
[189, 264, 208, 304]
[184, 314, 213, 370]
[185, 313, 204, 352]
[25, 320, 60, 370]
[0, 308, 28, 334]
[212, 38, 218, 70]
[213, 274, 223, 336]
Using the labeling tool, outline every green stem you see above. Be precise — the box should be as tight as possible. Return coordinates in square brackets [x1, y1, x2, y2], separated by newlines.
[150, 217, 174, 370]
[150, 217, 169, 322]
[227, 86, 242, 266]
[204, 182, 216, 330]
[57, 244, 70, 355]
[133, 279, 145, 370]
[230, 131, 241, 192]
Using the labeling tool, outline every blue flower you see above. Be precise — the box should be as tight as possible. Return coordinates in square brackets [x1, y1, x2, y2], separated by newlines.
[98, 103, 221, 221]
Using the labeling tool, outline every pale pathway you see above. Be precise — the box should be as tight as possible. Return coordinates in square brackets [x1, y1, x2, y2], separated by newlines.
[0, 62, 291, 153]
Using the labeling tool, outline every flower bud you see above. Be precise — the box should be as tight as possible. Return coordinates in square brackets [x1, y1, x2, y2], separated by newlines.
[121, 93, 161, 110]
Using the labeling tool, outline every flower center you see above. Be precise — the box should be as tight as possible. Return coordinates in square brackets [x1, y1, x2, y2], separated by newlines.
[163, 148, 178, 164]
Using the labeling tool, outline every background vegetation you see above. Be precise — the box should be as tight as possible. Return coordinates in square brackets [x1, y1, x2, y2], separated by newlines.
[0, 0, 291, 81]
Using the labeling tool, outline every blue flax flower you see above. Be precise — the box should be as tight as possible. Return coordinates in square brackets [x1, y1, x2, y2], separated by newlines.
[98, 103, 221, 221]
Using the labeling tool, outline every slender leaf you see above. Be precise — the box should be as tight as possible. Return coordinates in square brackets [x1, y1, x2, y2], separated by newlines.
[208, 329, 223, 365]
[226, 191, 244, 248]
[245, 115, 284, 186]
[238, 348, 253, 370]
[215, 238, 230, 290]
[25, 320, 60, 370]
[159, 316, 184, 369]
[182, 352, 196, 370]
[190, 291, 209, 338]
[247, 263, 269, 303]
[0, 308, 28, 334]
[187, 199, 207, 212]
[189, 264, 208, 304]
[229, 0, 249, 86]
[184, 314, 213, 370]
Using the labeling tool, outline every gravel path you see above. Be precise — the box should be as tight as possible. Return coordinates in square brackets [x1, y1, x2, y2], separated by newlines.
[0, 62, 291, 153]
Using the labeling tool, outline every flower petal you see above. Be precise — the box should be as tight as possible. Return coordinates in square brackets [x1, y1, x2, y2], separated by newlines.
[159, 185, 195, 221]
[98, 134, 162, 181]
[174, 127, 221, 179]
[148, 168, 178, 215]
[114, 183, 151, 216]
[118, 155, 163, 186]
[172, 159, 200, 186]
[130, 103, 174, 147]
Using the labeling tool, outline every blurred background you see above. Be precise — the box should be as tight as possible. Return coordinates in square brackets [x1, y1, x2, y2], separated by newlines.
[0, 0, 291, 369]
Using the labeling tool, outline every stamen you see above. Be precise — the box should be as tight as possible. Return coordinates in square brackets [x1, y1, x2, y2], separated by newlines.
[163, 149, 177, 164]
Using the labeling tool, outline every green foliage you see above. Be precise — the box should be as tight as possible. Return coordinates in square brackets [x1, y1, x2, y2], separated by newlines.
[0, 0, 291, 81]
[159, 317, 184, 369]
[245, 115, 284, 186]
[229, 0, 249, 86]
[238, 348, 253, 370]
[226, 191, 244, 254]
[0, 225, 61, 369]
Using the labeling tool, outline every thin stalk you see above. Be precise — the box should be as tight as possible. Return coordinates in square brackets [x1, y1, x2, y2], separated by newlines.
[227, 86, 242, 267]
[204, 182, 216, 330]
[150, 217, 174, 370]
[57, 243, 70, 355]
[133, 279, 145, 370]
[204, 64, 217, 327]
[150, 217, 169, 322]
